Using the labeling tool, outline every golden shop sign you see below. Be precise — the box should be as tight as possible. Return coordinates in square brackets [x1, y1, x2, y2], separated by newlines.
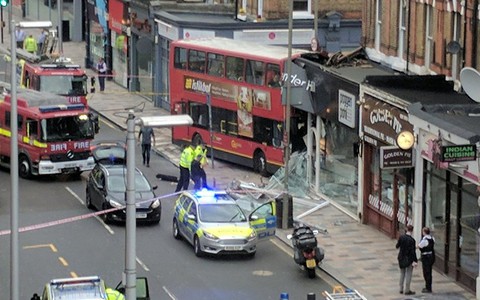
[361, 95, 413, 146]
[440, 144, 477, 162]
[380, 146, 413, 169]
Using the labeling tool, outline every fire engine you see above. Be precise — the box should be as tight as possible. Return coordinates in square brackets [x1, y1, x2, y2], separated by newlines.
[0, 83, 95, 178]
[0, 29, 99, 133]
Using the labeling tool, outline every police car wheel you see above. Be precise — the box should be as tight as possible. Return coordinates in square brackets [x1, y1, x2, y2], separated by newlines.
[194, 236, 204, 257]
[173, 219, 181, 240]
[102, 204, 111, 224]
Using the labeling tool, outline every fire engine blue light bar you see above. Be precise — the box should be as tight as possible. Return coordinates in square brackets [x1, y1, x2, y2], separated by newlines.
[39, 104, 85, 113]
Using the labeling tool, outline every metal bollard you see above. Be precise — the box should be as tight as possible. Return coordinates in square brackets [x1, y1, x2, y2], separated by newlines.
[280, 292, 289, 300]
[307, 293, 316, 300]
[90, 76, 96, 93]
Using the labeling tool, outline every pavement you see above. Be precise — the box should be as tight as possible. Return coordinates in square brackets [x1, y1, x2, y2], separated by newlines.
[6, 10, 477, 299]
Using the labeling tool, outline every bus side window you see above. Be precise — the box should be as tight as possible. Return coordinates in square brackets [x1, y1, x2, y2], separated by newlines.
[266, 63, 281, 88]
[246, 60, 265, 86]
[190, 102, 208, 128]
[207, 53, 224, 77]
[272, 121, 283, 148]
[174, 47, 187, 69]
[226, 56, 244, 82]
[188, 50, 206, 73]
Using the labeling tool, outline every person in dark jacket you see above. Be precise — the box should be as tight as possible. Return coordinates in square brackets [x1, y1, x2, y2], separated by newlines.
[396, 224, 418, 295]
[418, 227, 435, 293]
[190, 154, 203, 190]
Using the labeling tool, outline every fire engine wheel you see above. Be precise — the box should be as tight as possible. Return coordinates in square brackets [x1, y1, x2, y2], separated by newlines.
[19, 155, 32, 179]
[192, 134, 203, 147]
[253, 150, 268, 176]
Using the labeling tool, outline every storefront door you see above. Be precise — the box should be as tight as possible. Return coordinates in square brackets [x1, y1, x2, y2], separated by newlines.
[363, 144, 414, 238]
[423, 162, 479, 291]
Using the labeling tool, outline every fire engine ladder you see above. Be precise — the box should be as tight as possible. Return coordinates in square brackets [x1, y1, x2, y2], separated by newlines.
[323, 286, 367, 300]
[42, 31, 58, 57]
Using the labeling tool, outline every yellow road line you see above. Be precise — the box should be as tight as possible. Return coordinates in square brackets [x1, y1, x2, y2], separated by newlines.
[70, 272, 78, 278]
[23, 243, 58, 252]
[58, 257, 69, 267]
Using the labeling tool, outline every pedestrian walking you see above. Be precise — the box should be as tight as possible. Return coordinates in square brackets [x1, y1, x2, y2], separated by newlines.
[15, 28, 26, 49]
[396, 224, 417, 295]
[138, 125, 155, 167]
[418, 227, 435, 293]
[190, 154, 203, 190]
[23, 34, 38, 54]
[97, 57, 107, 92]
[175, 144, 195, 192]
[194, 142, 208, 188]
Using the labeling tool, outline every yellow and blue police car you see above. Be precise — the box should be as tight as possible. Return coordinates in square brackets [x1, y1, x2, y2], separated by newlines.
[173, 189, 276, 257]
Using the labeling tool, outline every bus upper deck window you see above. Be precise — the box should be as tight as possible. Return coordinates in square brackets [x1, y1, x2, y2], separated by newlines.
[174, 47, 187, 69]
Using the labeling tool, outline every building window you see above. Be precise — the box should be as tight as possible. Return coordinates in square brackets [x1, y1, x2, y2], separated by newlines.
[425, 5, 434, 68]
[293, 0, 312, 19]
[375, 0, 382, 51]
[398, 0, 408, 59]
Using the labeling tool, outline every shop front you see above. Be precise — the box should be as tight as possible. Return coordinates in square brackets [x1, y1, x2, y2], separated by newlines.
[86, 0, 109, 70]
[360, 92, 415, 238]
[409, 103, 480, 293]
[129, 3, 154, 98]
[108, 0, 129, 88]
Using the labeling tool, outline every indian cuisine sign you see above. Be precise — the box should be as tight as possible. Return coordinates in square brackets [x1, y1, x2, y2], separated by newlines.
[440, 145, 477, 162]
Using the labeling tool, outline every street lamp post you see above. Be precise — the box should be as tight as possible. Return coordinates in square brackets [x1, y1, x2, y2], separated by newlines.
[281, 0, 293, 229]
[124, 113, 193, 300]
[9, 20, 53, 300]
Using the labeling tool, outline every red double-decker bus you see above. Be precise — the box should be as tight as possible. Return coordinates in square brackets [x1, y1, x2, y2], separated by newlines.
[170, 38, 307, 175]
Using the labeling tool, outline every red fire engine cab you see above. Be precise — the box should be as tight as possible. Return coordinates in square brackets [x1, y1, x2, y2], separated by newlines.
[0, 40, 99, 133]
[0, 85, 95, 178]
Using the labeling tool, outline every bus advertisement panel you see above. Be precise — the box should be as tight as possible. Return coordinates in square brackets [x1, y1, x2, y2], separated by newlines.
[170, 38, 307, 175]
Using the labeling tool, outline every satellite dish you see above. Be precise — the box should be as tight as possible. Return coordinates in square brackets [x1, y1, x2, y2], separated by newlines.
[460, 67, 480, 103]
[446, 41, 461, 54]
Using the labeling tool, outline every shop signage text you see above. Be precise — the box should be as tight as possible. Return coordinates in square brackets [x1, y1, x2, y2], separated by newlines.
[440, 144, 477, 162]
[361, 95, 413, 146]
[380, 146, 413, 169]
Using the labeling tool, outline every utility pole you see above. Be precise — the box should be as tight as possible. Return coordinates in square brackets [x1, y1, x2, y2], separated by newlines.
[125, 111, 137, 300]
[282, 0, 293, 229]
[10, 19, 19, 300]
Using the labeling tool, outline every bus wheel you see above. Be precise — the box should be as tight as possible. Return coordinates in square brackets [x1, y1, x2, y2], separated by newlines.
[192, 133, 203, 147]
[19, 155, 32, 179]
[253, 150, 268, 176]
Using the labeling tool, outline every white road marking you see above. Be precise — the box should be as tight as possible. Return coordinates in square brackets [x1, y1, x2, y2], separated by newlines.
[162, 286, 177, 300]
[136, 257, 150, 272]
[65, 186, 115, 235]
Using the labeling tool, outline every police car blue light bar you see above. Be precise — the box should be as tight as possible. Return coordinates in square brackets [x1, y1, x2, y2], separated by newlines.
[39, 103, 85, 113]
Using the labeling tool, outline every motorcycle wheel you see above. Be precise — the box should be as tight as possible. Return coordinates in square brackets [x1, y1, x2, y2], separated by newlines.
[307, 267, 316, 279]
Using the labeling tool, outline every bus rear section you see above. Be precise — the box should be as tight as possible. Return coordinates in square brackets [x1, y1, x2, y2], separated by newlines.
[169, 38, 307, 175]
[0, 88, 95, 178]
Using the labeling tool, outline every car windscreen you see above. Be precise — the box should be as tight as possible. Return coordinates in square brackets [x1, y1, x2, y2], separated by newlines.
[198, 204, 247, 223]
[107, 174, 151, 193]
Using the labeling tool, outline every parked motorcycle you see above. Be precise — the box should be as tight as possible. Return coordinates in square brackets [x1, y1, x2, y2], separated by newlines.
[287, 225, 325, 278]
